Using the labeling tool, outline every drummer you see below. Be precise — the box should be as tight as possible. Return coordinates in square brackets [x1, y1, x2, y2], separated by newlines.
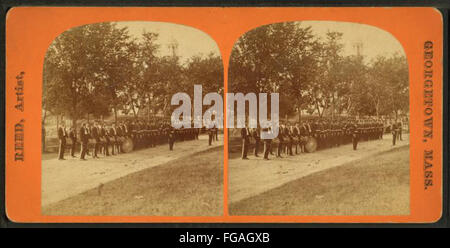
[262, 127, 272, 160]
[109, 123, 118, 155]
[167, 124, 175, 151]
[85, 122, 92, 156]
[276, 123, 284, 158]
[116, 122, 124, 153]
[252, 126, 261, 157]
[79, 122, 89, 160]
[100, 122, 110, 156]
[285, 123, 294, 156]
[68, 125, 77, 158]
[345, 120, 359, 150]
[293, 123, 300, 154]
[301, 121, 311, 153]
[89, 121, 99, 158]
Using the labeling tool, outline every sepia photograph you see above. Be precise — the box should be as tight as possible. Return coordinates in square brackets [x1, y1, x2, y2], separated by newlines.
[4, 6, 444, 225]
[41, 21, 224, 216]
[228, 21, 410, 216]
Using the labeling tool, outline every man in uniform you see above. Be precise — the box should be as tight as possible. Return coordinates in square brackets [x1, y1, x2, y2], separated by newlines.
[91, 121, 100, 158]
[109, 123, 118, 155]
[293, 123, 300, 154]
[168, 125, 175, 151]
[285, 124, 294, 156]
[101, 123, 110, 156]
[346, 120, 359, 150]
[68, 125, 77, 158]
[276, 123, 284, 158]
[262, 127, 272, 160]
[85, 122, 92, 156]
[79, 122, 89, 160]
[207, 122, 214, 146]
[117, 122, 124, 153]
[57, 122, 68, 160]
[299, 122, 307, 153]
[392, 121, 398, 146]
[241, 124, 251, 159]
[252, 126, 261, 157]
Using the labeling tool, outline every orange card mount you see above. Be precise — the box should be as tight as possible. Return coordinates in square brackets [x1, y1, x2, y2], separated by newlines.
[5, 7, 444, 223]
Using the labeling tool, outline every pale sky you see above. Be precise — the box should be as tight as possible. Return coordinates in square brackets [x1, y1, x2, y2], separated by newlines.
[300, 21, 405, 62]
[115, 21, 405, 64]
[115, 21, 220, 63]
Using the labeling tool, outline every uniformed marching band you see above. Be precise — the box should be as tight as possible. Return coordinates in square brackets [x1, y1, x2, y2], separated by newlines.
[55, 116, 404, 161]
[56, 119, 219, 160]
[240, 117, 406, 160]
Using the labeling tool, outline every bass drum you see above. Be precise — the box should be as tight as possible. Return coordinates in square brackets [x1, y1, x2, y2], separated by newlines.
[121, 137, 134, 153]
[304, 137, 318, 153]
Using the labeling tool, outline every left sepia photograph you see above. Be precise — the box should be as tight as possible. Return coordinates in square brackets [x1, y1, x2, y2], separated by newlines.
[41, 21, 224, 216]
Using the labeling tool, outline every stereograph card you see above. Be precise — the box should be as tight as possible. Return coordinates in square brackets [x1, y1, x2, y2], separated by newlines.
[4, 6, 444, 224]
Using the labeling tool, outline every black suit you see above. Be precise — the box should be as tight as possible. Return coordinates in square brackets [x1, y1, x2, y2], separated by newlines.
[277, 128, 284, 157]
[285, 128, 293, 156]
[57, 127, 67, 159]
[168, 126, 175, 150]
[91, 126, 100, 158]
[79, 127, 89, 159]
[252, 128, 260, 156]
[208, 128, 214, 146]
[262, 128, 272, 160]
[392, 123, 398, 146]
[346, 123, 359, 150]
[292, 127, 300, 154]
[110, 127, 118, 154]
[241, 128, 250, 159]
[69, 129, 77, 157]
[101, 127, 110, 156]
[214, 127, 219, 141]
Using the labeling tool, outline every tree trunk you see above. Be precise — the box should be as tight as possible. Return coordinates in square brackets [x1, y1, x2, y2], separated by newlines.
[71, 85, 78, 129]
[113, 107, 118, 125]
[147, 101, 151, 122]
[43, 107, 47, 125]
[314, 99, 321, 118]
[72, 118, 77, 130]
[374, 99, 379, 119]
[331, 96, 335, 120]
[132, 106, 137, 119]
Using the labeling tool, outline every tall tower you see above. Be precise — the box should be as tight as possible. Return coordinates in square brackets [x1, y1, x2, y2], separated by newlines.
[353, 41, 363, 57]
[168, 39, 179, 58]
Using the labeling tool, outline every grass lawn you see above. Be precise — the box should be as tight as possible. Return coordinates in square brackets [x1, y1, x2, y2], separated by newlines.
[42, 146, 223, 216]
[230, 146, 410, 216]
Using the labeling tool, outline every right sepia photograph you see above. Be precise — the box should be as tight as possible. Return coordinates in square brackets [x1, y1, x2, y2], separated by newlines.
[228, 21, 410, 216]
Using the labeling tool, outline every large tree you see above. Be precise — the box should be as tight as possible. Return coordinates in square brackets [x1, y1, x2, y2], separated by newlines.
[228, 22, 409, 121]
[366, 54, 409, 119]
[229, 22, 319, 119]
[43, 22, 133, 127]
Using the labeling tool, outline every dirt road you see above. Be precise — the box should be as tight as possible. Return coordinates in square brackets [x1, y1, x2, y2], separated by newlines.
[228, 134, 409, 204]
[42, 134, 223, 207]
